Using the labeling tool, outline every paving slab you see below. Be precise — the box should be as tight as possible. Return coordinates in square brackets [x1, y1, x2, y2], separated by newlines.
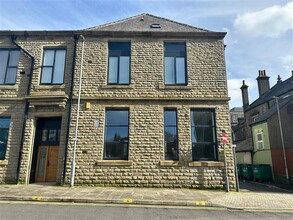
[0, 184, 292, 211]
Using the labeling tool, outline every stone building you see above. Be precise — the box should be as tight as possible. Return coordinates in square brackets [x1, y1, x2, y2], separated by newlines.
[0, 14, 234, 189]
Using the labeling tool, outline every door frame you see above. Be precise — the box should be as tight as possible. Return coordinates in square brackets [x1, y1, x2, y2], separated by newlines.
[29, 117, 62, 183]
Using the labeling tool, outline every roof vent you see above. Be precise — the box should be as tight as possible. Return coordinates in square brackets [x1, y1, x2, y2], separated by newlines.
[150, 24, 161, 28]
[140, 17, 144, 21]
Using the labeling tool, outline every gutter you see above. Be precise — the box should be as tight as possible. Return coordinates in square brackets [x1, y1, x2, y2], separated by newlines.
[62, 34, 79, 185]
[11, 36, 35, 184]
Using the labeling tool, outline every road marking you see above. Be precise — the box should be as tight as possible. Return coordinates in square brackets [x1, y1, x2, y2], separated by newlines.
[32, 196, 42, 201]
[195, 201, 206, 206]
[123, 198, 133, 203]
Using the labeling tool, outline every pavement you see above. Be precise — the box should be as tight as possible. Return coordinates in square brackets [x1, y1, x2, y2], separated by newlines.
[0, 181, 292, 211]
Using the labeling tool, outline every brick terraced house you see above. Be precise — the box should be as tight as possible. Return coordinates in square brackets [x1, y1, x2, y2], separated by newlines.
[0, 14, 235, 189]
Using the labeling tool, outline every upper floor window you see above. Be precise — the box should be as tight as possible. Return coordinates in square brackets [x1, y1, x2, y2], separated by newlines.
[0, 49, 20, 85]
[164, 43, 186, 85]
[191, 109, 217, 161]
[108, 42, 130, 85]
[41, 49, 66, 84]
[104, 109, 129, 160]
[0, 118, 11, 160]
[256, 132, 264, 150]
[164, 109, 179, 160]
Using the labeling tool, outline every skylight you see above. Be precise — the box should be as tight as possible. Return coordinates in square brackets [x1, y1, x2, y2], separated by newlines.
[150, 24, 161, 28]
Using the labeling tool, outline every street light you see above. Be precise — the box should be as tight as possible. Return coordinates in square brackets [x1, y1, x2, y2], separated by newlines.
[272, 94, 292, 184]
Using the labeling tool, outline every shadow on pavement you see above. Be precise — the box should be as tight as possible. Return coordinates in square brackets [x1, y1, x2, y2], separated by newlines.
[239, 180, 293, 193]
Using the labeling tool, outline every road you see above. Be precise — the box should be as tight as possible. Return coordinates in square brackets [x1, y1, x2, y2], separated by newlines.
[0, 202, 292, 220]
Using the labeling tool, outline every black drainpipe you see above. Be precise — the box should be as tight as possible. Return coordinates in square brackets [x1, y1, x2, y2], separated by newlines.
[11, 36, 35, 184]
[62, 34, 79, 185]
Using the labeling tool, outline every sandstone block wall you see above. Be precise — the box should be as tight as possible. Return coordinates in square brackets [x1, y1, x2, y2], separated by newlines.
[66, 36, 235, 189]
[0, 36, 73, 184]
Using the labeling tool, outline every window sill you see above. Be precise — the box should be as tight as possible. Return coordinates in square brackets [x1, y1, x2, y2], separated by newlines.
[0, 85, 18, 90]
[158, 85, 192, 90]
[96, 160, 133, 166]
[188, 161, 224, 167]
[0, 160, 8, 166]
[101, 85, 134, 89]
[34, 84, 65, 90]
[159, 160, 182, 167]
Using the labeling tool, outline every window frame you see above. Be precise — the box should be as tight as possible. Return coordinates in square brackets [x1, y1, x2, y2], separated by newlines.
[164, 108, 179, 160]
[0, 49, 20, 85]
[103, 108, 130, 160]
[164, 42, 187, 86]
[0, 117, 11, 160]
[190, 109, 218, 161]
[256, 131, 264, 150]
[107, 42, 131, 85]
[40, 48, 67, 85]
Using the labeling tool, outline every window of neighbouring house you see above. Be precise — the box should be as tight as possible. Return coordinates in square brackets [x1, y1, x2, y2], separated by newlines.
[191, 109, 217, 161]
[104, 109, 129, 160]
[108, 42, 130, 85]
[0, 118, 11, 160]
[0, 49, 20, 85]
[257, 132, 264, 150]
[40, 49, 66, 84]
[164, 109, 179, 160]
[164, 42, 186, 85]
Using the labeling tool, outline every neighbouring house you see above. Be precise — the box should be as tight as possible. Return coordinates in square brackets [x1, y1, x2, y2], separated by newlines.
[0, 14, 235, 189]
[230, 107, 244, 127]
[233, 70, 293, 184]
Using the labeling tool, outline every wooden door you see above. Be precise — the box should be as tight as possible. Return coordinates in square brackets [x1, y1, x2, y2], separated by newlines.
[46, 146, 59, 182]
[35, 146, 59, 182]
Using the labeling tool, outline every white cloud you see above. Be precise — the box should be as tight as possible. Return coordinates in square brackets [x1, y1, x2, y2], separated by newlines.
[228, 78, 256, 107]
[234, 2, 293, 38]
[279, 55, 293, 70]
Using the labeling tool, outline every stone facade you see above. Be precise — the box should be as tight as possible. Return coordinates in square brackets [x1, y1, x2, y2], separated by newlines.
[0, 14, 235, 189]
[65, 33, 235, 189]
[0, 35, 74, 184]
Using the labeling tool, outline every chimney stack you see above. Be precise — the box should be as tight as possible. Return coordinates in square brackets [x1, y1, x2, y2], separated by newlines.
[256, 70, 270, 96]
[240, 80, 249, 109]
[277, 75, 282, 84]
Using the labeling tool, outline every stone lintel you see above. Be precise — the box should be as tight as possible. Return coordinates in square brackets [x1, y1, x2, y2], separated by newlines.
[188, 161, 224, 167]
[96, 160, 133, 166]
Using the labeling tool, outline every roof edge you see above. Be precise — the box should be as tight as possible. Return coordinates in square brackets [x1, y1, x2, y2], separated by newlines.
[0, 30, 226, 38]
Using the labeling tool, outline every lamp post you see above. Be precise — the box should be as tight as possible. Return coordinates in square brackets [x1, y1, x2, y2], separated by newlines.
[272, 95, 291, 184]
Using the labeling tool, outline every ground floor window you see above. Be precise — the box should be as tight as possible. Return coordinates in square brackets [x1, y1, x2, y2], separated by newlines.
[104, 109, 129, 160]
[164, 108, 179, 160]
[191, 109, 217, 161]
[0, 118, 10, 160]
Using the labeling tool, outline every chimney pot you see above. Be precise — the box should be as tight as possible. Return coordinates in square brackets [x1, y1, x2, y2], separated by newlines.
[257, 70, 270, 96]
[240, 80, 249, 109]
[277, 75, 282, 84]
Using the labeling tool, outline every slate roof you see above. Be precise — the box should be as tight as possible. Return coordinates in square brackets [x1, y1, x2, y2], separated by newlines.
[85, 13, 211, 33]
[246, 75, 293, 111]
[235, 138, 253, 152]
[251, 96, 293, 125]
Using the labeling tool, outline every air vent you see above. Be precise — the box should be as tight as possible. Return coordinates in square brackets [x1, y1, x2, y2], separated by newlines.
[150, 24, 161, 28]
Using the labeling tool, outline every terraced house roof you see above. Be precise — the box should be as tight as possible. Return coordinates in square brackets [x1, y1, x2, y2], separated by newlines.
[85, 13, 212, 33]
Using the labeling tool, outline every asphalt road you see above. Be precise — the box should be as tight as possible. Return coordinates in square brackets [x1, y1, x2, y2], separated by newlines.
[0, 202, 292, 220]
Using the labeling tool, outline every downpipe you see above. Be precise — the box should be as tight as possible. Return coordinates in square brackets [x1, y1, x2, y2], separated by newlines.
[70, 35, 85, 187]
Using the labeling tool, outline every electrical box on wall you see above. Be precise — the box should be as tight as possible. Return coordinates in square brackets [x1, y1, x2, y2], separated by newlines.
[85, 102, 91, 109]
[94, 119, 100, 128]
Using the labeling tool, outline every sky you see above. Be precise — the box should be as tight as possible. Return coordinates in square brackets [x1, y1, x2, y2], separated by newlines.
[0, 0, 292, 108]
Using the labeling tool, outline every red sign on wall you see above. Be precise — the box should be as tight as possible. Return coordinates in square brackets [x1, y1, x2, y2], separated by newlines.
[222, 131, 228, 145]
